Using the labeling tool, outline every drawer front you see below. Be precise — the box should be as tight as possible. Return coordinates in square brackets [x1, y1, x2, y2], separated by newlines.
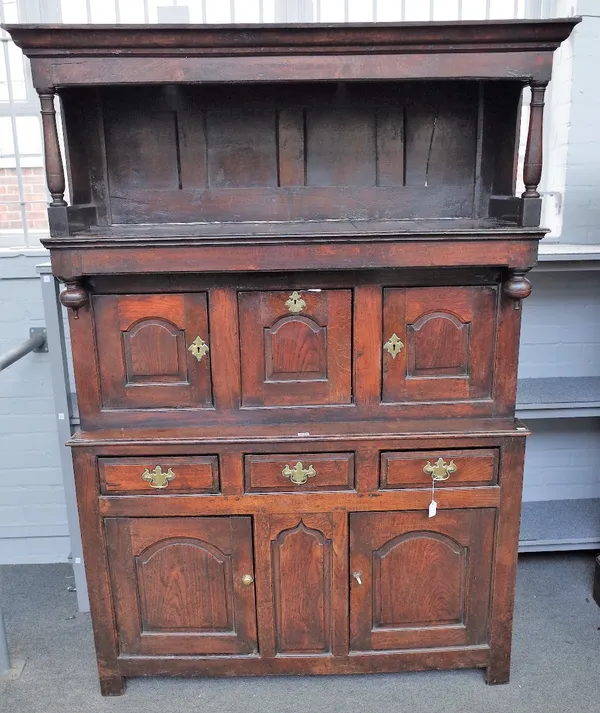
[100, 456, 219, 494]
[245, 452, 355, 493]
[380, 448, 498, 489]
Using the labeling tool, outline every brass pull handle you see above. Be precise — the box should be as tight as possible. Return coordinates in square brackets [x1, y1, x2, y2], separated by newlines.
[141, 466, 175, 489]
[241, 574, 254, 586]
[352, 572, 363, 585]
[423, 458, 458, 482]
[383, 333, 404, 359]
[188, 336, 209, 362]
[282, 462, 316, 485]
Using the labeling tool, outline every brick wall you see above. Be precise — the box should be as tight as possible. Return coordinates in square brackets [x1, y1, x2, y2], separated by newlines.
[0, 167, 49, 232]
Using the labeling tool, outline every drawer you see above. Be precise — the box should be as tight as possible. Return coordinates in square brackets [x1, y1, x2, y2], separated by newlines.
[380, 449, 498, 489]
[245, 452, 355, 493]
[99, 456, 219, 494]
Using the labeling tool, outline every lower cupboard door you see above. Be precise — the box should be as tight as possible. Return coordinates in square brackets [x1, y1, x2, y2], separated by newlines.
[105, 517, 258, 656]
[349, 509, 495, 651]
[256, 513, 347, 657]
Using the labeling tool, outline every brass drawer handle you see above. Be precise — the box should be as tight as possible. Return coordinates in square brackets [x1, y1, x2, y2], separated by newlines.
[423, 458, 458, 481]
[188, 336, 209, 362]
[352, 571, 363, 585]
[241, 574, 254, 586]
[141, 466, 176, 489]
[383, 333, 404, 359]
[282, 461, 316, 485]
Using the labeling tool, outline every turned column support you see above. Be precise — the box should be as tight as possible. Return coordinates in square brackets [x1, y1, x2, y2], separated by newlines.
[503, 270, 532, 310]
[38, 89, 67, 207]
[522, 81, 547, 198]
[59, 280, 89, 319]
[519, 81, 547, 226]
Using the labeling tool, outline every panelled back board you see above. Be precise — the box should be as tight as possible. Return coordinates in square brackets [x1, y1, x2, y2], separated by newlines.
[4, 18, 579, 695]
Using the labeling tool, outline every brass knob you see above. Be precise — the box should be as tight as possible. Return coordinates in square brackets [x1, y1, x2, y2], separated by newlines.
[141, 466, 175, 489]
[352, 572, 363, 585]
[423, 457, 458, 482]
[241, 574, 254, 586]
[282, 462, 316, 485]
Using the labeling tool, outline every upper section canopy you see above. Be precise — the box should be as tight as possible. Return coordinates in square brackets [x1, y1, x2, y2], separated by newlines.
[3, 19, 581, 88]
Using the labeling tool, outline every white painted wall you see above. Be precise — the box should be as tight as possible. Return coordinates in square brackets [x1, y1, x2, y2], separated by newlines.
[0, 251, 70, 563]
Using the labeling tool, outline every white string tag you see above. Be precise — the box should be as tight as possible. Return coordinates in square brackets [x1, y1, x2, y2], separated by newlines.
[428, 478, 437, 518]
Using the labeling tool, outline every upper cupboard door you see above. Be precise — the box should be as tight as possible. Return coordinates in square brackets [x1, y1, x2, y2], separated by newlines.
[382, 286, 497, 403]
[94, 293, 212, 409]
[238, 289, 352, 407]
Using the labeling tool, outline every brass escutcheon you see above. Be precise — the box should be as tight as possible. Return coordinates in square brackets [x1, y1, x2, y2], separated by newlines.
[423, 457, 458, 481]
[188, 336, 209, 362]
[282, 461, 316, 486]
[141, 466, 176, 489]
[285, 291, 306, 313]
[383, 333, 404, 359]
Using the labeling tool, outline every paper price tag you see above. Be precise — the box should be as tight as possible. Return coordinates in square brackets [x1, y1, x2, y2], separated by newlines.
[428, 478, 437, 517]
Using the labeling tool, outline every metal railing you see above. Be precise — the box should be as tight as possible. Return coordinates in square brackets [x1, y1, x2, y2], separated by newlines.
[0, 327, 47, 372]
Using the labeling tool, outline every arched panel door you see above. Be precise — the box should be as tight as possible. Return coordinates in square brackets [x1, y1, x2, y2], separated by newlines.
[349, 509, 495, 651]
[94, 293, 212, 409]
[254, 513, 347, 658]
[238, 289, 352, 406]
[382, 286, 497, 403]
[105, 517, 257, 656]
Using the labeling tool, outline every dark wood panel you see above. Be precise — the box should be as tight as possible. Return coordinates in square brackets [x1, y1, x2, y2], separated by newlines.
[404, 84, 478, 188]
[306, 108, 376, 187]
[109, 185, 475, 223]
[376, 108, 405, 186]
[206, 110, 277, 188]
[277, 108, 305, 187]
[99, 456, 219, 494]
[104, 103, 180, 192]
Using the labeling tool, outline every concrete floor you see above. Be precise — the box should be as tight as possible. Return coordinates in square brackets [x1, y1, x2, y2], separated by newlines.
[0, 554, 599, 713]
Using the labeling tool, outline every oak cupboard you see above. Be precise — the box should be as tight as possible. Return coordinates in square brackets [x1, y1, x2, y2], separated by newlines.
[4, 18, 579, 695]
